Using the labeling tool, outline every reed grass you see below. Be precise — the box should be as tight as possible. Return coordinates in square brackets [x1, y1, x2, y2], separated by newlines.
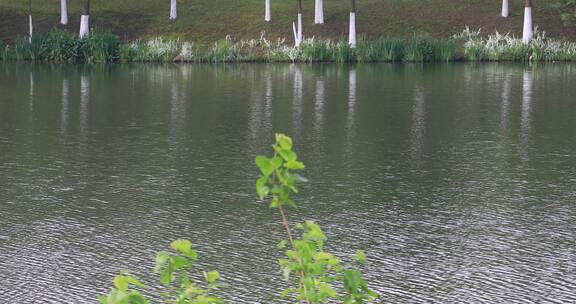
[457, 27, 576, 62]
[4, 30, 118, 63]
[2, 29, 575, 63]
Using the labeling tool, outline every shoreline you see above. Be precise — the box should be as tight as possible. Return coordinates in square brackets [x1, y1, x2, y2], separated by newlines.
[2, 29, 576, 64]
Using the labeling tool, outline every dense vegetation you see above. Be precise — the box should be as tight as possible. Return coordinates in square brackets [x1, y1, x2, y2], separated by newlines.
[2, 29, 576, 63]
[99, 134, 378, 304]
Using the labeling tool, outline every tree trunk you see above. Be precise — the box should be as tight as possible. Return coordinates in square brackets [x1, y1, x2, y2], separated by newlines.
[265, 0, 271, 22]
[79, 0, 90, 38]
[315, 0, 324, 24]
[501, 0, 509, 17]
[349, 0, 357, 48]
[293, 0, 303, 46]
[522, 0, 533, 43]
[28, 0, 32, 44]
[170, 0, 177, 20]
[61, 0, 68, 25]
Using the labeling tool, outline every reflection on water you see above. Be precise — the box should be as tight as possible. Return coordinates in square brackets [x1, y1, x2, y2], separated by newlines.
[61, 79, 69, 137]
[500, 71, 511, 132]
[345, 68, 357, 151]
[520, 69, 533, 164]
[79, 74, 90, 140]
[292, 65, 303, 140]
[410, 86, 425, 171]
[0, 63, 575, 304]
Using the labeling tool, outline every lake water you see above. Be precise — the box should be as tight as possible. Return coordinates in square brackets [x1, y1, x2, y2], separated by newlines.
[0, 63, 575, 303]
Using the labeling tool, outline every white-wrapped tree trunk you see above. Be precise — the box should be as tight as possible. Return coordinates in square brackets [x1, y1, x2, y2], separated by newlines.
[522, 0, 533, 43]
[501, 0, 509, 17]
[292, 0, 303, 47]
[265, 0, 271, 22]
[28, 0, 32, 43]
[61, 0, 68, 25]
[293, 13, 303, 47]
[29, 15, 33, 44]
[293, 0, 303, 47]
[315, 0, 324, 24]
[349, 0, 357, 48]
[79, 0, 90, 38]
[170, 0, 177, 20]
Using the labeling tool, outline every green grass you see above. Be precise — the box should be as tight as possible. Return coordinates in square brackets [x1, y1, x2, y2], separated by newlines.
[0, 0, 574, 45]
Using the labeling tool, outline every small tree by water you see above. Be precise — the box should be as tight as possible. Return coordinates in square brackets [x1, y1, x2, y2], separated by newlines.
[99, 134, 378, 304]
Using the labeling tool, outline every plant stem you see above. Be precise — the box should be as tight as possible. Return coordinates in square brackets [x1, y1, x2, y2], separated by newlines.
[278, 206, 310, 304]
[279, 206, 295, 247]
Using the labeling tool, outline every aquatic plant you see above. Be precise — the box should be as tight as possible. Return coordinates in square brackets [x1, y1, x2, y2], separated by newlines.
[40, 30, 80, 63]
[5, 28, 574, 64]
[332, 40, 354, 63]
[7, 30, 118, 63]
[81, 32, 119, 63]
[299, 38, 332, 62]
[142, 38, 181, 62]
[458, 27, 576, 61]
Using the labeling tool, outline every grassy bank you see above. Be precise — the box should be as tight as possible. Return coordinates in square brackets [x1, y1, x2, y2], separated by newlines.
[2, 29, 576, 63]
[1, 0, 575, 45]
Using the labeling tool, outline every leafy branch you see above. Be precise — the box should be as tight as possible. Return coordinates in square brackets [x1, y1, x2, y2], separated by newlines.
[255, 133, 378, 304]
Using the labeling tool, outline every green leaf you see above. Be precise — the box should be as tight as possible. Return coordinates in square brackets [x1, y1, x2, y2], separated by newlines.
[184, 249, 199, 261]
[113, 275, 129, 292]
[204, 271, 220, 284]
[155, 252, 170, 272]
[343, 270, 363, 293]
[171, 239, 193, 254]
[277, 240, 288, 249]
[355, 250, 367, 263]
[123, 275, 145, 289]
[269, 197, 281, 208]
[160, 268, 172, 286]
[127, 291, 149, 304]
[285, 160, 305, 170]
[256, 176, 270, 199]
[255, 156, 273, 176]
[318, 282, 338, 299]
[272, 157, 283, 170]
[172, 256, 190, 270]
[277, 134, 293, 150]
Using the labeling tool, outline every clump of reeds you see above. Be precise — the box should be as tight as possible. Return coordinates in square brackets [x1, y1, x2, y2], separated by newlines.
[3, 28, 574, 64]
[5, 30, 118, 63]
[456, 27, 576, 61]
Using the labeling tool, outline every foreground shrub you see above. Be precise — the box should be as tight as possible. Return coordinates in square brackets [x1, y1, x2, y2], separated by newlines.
[99, 134, 378, 303]
[255, 134, 378, 303]
[99, 239, 222, 304]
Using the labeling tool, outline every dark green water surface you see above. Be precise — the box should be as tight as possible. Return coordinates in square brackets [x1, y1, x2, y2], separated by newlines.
[0, 63, 575, 303]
